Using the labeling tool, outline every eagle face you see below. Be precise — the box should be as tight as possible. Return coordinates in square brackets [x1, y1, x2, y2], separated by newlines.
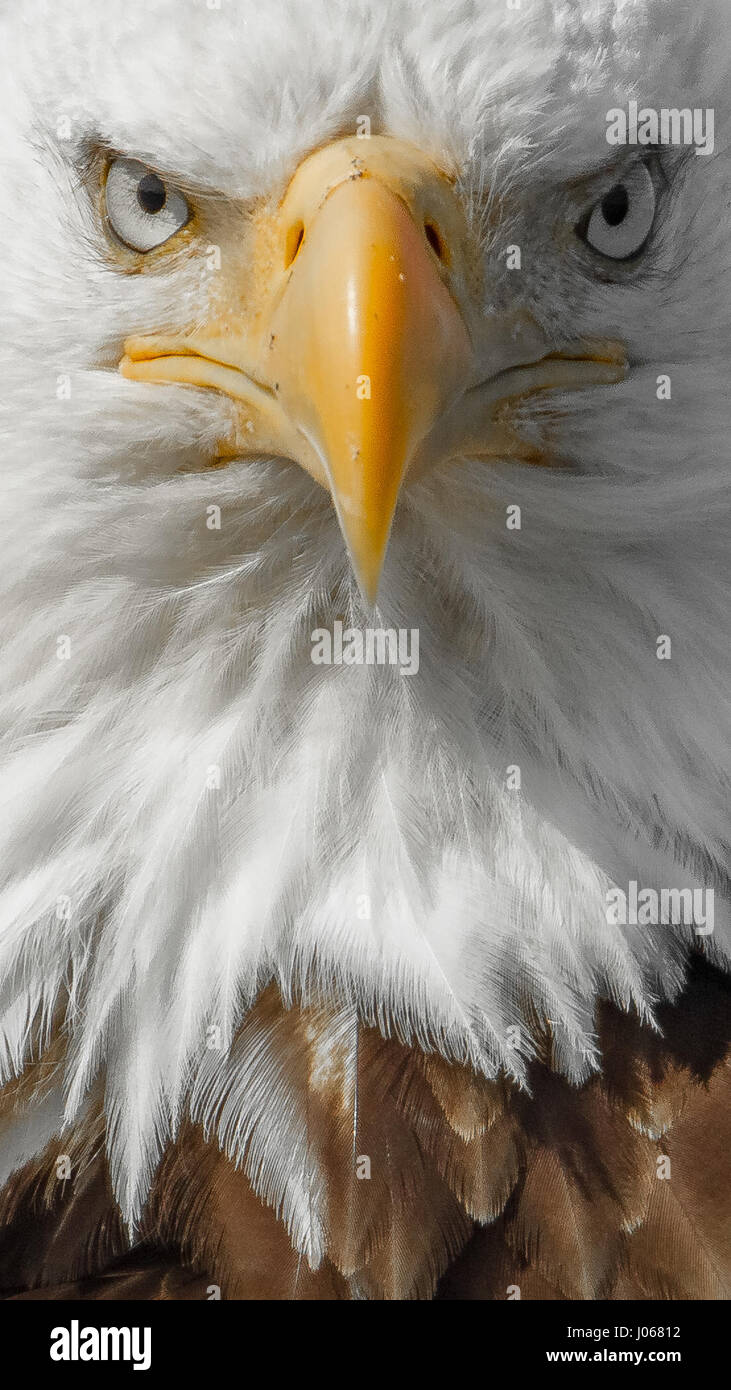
[0, 0, 729, 1225]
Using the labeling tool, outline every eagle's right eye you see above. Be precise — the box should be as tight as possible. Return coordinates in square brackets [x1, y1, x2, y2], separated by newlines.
[577, 162, 657, 263]
[105, 157, 190, 252]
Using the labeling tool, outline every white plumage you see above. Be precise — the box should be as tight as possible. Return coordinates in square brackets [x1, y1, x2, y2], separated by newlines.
[0, 0, 729, 1270]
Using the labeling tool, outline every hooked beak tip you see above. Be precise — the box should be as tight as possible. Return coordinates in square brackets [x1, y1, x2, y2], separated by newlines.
[339, 516, 389, 609]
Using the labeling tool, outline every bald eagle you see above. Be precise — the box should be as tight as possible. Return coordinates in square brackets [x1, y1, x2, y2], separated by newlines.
[0, 0, 729, 1301]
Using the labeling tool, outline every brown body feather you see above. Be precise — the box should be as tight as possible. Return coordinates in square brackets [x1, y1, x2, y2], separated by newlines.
[0, 958, 728, 1301]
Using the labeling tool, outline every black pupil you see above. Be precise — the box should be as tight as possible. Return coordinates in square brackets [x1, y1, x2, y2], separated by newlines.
[601, 184, 629, 226]
[137, 173, 166, 215]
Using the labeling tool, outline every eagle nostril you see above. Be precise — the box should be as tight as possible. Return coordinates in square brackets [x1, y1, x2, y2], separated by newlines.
[284, 220, 305, 268]
[424, 219, 448, 265]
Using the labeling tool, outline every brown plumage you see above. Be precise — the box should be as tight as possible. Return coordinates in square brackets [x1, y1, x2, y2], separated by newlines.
[1, 956, 728, 1301]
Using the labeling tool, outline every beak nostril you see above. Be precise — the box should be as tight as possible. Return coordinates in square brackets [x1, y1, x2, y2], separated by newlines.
[424, 219, 448, 264]
[285, 220, 305, 268]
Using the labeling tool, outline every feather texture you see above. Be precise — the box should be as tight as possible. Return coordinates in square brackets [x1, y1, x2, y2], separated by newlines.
[0, 0, 729, 1233]
[0, 0, 729, 1295]
[1, 961, 728, 1300]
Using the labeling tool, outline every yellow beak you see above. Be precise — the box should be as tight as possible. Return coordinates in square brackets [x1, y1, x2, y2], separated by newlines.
[264, 167, 473, 602]
[121, 137, 473, 603]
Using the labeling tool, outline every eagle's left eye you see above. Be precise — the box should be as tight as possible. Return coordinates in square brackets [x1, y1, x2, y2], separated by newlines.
[578, 162, 656, 262]
[105, 157, 190, 252]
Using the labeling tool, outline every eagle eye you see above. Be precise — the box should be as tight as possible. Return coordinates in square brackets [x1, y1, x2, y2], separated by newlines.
[105, 157, 190, 252]
[578, 162, 657, 262]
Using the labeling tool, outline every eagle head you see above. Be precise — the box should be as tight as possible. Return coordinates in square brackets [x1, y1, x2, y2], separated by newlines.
[0, 0, 729, 1229]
